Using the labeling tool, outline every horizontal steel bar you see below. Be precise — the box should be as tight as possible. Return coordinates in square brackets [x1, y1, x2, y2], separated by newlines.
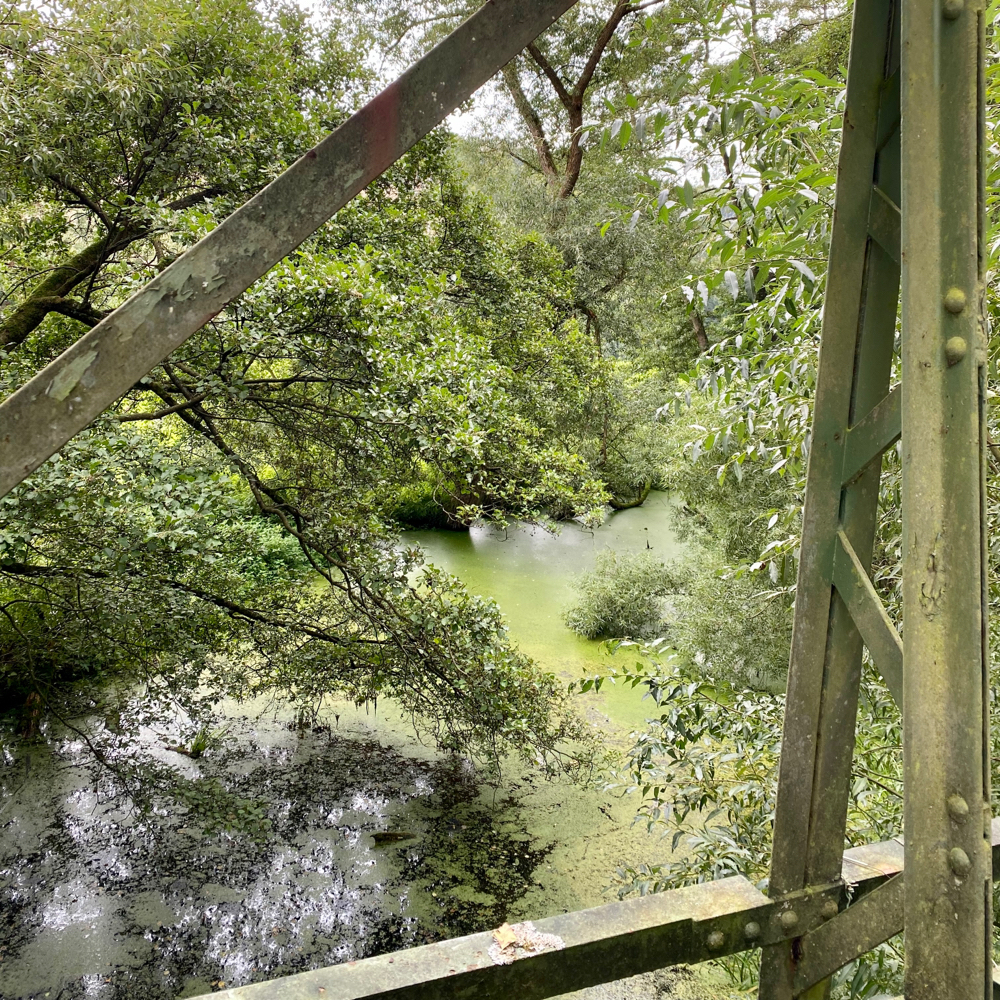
[0, 0, 579, 498]
[841, 385, 901, 485]
[192, 877, 843, 1000]
[832, 530, 903, 704]
[868, 185, 901, 264]
[841, 834, 903, 891]
[191, 824, 1000, 1000]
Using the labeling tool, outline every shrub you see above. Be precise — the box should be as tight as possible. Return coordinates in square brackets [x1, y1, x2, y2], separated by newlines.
[564, 550, 682, 639]
[668, 567, 792, 693]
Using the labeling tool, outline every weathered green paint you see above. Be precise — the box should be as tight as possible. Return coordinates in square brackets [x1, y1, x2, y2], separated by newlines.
[0, 0, 579, 499]
[759, 0, 901, 994]
[841, 385, 901, 486]
[793, 875, 903, 995]
[900, 0, 991, 993]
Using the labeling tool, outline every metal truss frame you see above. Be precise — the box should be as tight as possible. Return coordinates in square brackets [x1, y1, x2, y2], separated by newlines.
[0, 0, 991, 996]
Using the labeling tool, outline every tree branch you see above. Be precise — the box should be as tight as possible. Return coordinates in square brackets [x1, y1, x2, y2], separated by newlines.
[503, 146, 545, 174]
[165, 186, 226, 211]
[116, 392, 209, 421]
[501, 61, 560, 186]
[30, 295, 108, 327]
[0, 226, 144, 350]
[574, 3, 633, 101]
[46, 172, 113, 231]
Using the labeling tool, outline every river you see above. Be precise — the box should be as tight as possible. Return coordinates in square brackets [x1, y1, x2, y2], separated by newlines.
[0, 493, 731, 1000]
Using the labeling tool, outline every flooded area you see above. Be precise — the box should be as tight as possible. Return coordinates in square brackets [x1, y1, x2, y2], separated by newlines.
[0, 495, 730, 1000]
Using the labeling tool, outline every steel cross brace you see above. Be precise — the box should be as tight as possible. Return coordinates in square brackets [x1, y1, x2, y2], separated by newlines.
[760, 0, 992, 996]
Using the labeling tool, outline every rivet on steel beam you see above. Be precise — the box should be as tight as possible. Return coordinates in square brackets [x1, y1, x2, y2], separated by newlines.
[942, 0, 964, 18]
[947, 794, 970, 823]
[944, 287, 967, 313]
[779, 910, 799, 932]
[945, 337, 968, 367]
[743, 921, 761, 941]
[948, 846, 972, 877]
[821, 899, 840, 920]
[706, 930, 725, 951]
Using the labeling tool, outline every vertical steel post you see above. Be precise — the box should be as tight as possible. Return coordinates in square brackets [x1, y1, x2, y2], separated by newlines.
[900, 0, 991, 994]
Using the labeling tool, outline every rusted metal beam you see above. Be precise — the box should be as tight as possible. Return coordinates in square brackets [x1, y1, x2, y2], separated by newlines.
[183, 824, 1000, 1000]
[0, 0, 578, 498]
[900, 0, 991, 993]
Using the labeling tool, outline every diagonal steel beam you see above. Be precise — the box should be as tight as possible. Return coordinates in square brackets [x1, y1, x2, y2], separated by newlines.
[0, 0, 578, 498]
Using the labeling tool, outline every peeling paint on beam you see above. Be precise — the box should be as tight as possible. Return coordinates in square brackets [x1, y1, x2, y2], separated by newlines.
[0, 0, 579, 498]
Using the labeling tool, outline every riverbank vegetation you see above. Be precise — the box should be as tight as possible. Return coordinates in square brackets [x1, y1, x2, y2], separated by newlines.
[3, 0, 1000, 994]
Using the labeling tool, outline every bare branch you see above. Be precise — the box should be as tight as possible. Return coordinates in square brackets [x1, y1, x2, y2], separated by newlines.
[116, 392, 209, 421]
[526, 42, 573, 109]
[573, 0, 666, 100]
[46, 172, 113, 231]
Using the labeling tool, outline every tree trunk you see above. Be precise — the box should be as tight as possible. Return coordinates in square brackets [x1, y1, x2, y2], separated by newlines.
[690, 310, 709, 352]
[0, 224, 146, 350]
[608, 479, 652, 510]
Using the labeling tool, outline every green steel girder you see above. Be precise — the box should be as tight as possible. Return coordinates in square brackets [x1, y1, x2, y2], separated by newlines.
[182, 826, 1000, 1000]
[760, 0, 991, 995]
[760, 0, 904, 990]
[900, 0, 991, 994]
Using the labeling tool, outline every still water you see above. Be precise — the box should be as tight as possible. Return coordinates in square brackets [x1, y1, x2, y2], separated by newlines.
[0, 494, 707, 1000]
[407, 490, 686, 729]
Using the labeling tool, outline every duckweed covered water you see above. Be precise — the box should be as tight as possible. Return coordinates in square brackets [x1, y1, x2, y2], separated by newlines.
[0, 495, 720, 1000]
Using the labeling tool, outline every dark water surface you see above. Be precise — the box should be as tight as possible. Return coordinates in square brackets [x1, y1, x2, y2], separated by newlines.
[0, 496, 686, 1000]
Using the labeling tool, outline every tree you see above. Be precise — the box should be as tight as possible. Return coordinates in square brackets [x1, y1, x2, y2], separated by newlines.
[0, 0, 367, 352]
[0, 0, 606, 765]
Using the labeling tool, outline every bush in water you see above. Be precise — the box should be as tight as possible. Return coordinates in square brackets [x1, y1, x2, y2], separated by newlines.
[563, 549, 682, 640]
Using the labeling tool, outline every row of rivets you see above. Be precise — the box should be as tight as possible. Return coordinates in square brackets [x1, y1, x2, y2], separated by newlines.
[707, 902, 840, 951]
[947, 794, 972, 878]
[943, 288, 968, 366]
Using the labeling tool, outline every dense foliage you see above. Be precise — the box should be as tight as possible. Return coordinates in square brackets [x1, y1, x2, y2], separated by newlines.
[5, 0, 1000, 993]
[563, 549, 681, 639]
[0, 0, 615, 765]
